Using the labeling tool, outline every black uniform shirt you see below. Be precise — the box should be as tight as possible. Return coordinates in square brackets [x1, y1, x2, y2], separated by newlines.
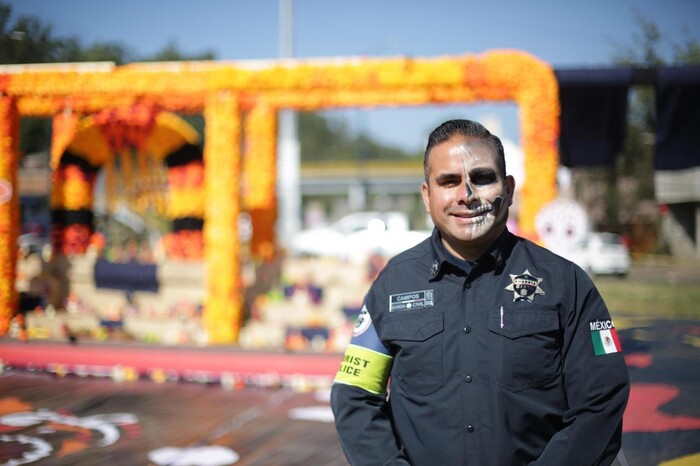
[331, 228, 630, 466]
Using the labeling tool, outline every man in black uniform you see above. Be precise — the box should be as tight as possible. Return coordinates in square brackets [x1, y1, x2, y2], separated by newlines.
[331, 119, 630, 465]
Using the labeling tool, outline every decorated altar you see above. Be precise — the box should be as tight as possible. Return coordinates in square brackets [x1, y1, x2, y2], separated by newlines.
[0, 50, 559, 344]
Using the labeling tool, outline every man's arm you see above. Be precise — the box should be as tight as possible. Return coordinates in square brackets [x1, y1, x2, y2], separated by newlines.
[331, 383, 409, 465]
[534, 266, 630, 465]
[330, 305, 409, 465]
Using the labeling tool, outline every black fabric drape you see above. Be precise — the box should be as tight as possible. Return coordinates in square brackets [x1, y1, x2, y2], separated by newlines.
[94, 259, 159, 293]
[655, 65, 700, 170]
[556, 68, 632, 167]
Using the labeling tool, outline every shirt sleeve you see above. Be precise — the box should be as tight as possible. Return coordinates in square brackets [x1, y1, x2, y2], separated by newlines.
[534, 264, 630, 465]
[331, 303, 409, 465]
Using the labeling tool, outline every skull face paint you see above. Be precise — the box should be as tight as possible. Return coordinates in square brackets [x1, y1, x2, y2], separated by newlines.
[422, 138, 514, 261]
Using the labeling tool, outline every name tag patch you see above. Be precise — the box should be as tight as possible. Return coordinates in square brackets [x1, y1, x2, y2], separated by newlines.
[389, 290, 434, 312]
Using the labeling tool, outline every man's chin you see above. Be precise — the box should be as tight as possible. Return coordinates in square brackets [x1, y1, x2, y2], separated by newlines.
[452, 221, 505, 243]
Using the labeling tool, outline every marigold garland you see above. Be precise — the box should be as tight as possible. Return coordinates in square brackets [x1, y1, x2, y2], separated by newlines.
[167, 160, 204, 188]
[248, 207, 277, 259]
[243, 103, 277, 257]
[167, 185, 205, 219]
[50, 162, 95, 254]
[0, 96, 19, 334]
[59, 224, 92, 255]
[92, 102, 158, 151]
[242, 103, 276, 210]
[163, 230, 203, 260]
[236, 53, 558, 238]
[65, 119, 113, 168]
[203, 93, 242, 343]
[51, 111, 80, 167]
[51, 165, 95, 210]
[165, 160, 205, 259]
[146, 112, 200, 159]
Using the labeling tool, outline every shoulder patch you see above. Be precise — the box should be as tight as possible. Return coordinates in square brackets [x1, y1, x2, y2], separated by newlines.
[590, 320, 623, 355]
[353, 305, 372, 337]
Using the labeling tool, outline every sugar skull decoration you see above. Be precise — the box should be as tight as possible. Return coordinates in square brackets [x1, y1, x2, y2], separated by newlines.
[534, 198, 589, 256]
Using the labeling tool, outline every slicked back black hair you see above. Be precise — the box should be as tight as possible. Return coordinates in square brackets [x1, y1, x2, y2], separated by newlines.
[423, 119, 506, 181]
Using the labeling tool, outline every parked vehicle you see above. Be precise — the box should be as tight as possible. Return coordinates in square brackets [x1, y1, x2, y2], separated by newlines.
[565, 232, 631, 276]
[290, 211, 430, 261]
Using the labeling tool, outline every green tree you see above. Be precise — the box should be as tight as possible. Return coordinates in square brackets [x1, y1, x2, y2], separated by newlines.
[143, 39, 215, 62]
[78, 42, 131, 64]
[673, 30, 700, 63]
[1, 4, 80, 64]
[1, 3, 215, 66]
[1, 2, 218, 155]
[298, 112, 420, 162]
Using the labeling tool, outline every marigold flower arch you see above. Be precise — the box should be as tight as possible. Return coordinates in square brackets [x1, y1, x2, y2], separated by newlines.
[51, 105, 205, 258]
[0, 50, 559, 342]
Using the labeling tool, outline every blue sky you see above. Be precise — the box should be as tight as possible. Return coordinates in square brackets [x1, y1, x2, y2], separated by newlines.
[6, 0, 700, 152]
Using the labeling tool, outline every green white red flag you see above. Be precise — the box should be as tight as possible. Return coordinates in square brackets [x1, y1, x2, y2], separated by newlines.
[591, 328, 622, 356]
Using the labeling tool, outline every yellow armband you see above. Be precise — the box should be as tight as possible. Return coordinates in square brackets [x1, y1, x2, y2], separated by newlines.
[334, 344, 393, 395]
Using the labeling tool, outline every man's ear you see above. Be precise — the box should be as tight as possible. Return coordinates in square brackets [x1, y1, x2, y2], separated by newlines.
[421, 181, 431, 213]
[505, 175, 515, 206]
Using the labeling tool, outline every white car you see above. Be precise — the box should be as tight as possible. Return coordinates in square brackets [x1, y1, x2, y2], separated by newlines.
[290, 211, 430, 261]
[565, 232, 631, 276]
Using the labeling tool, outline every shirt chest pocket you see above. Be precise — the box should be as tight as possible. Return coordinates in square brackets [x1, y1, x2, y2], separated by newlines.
[382, 313, 444, 396]
[488, 307, 561, 392]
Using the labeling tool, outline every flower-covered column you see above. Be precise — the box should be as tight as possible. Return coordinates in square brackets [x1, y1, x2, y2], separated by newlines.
[243, 102, 277, 259]
[50, 161, 96, 255]
[511, 56, 560, 241]
[203, 92, 242, 343]
[0, 96, 20, 334]
[164, 144, 205, 260]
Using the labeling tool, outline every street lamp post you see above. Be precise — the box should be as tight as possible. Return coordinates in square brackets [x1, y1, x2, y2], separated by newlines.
[277, 0, 302, 246]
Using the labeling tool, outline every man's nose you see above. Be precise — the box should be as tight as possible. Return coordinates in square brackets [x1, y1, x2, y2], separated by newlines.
[460, 179, 478, 201]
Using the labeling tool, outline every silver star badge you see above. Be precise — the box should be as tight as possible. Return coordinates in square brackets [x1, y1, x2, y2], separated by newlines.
[505, 269, 545, 303]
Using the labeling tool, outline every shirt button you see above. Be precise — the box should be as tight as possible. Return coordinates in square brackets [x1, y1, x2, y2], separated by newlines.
[463, 326, 471, 333]
[465, 282, 472, 289]
[465, 375, 472, 383]
[466, 425, 475, 433]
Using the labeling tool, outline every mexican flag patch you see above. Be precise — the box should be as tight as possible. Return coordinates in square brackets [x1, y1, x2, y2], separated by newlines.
[590, 320, 623, 356]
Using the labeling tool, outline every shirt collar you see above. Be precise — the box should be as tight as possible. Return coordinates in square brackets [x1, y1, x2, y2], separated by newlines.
[428, 227, 514, 280]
